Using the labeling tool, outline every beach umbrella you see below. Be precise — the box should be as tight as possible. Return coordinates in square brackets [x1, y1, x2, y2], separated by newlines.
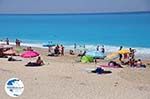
[86, 51, 105, 59]
[105, 52, 119, 61]
[21, 51, 39, 58]
[43, 44, 55, 47]
[3, 49, 16, 55]
[118, 49, 130, 54]
[43, 42, 56, 47]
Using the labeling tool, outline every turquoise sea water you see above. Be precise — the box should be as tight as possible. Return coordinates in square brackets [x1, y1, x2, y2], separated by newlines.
[0, 13, 150, 54]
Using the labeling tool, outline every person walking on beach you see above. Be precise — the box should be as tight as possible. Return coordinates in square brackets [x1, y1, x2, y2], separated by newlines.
[96, 45, 99, 51]
[5, 38, 9, 45]
[119, 46, 123, 62]
[15, 39, 19, 46]
[74, 43, 76, 49]
[15, 39, 21, 47]
[60, 45, 64, 56]
[54, 45, 60, 55]
[128, 48, 136, 66]
[101, 45, 105, 53]
[48, 46, 52, 53]
[74, 43, 77, 54]
[83, 44, 85, 48]
[129, 48, 136, 59]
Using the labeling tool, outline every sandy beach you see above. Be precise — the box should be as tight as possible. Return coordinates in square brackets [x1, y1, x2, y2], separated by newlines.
[0, 46, 150, 99]
[1, 0, 150, 98]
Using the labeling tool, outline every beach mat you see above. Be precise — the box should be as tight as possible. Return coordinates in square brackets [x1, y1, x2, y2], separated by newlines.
[83, 67, 112, 74]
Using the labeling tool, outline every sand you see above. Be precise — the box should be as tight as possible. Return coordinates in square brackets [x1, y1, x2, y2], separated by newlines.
[0, 47, 150, 99]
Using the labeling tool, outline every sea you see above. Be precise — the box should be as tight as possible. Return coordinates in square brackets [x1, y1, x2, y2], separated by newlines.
[0, 12, 150, 58]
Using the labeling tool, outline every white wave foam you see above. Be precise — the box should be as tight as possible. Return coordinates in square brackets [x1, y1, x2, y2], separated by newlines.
[0, 41, 44, 48]
[64, 44, 150, 56]
[1, 41, 150, 56]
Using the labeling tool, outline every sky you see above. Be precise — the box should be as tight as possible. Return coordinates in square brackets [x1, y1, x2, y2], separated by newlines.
[0, 0, 150, 14]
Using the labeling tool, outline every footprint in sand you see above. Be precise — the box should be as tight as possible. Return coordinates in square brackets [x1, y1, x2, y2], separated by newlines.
[79, 82, 86, 86]
[137, 86, 150, 92]
[114, 82, 119, 87]
[63, 76, 72, 80]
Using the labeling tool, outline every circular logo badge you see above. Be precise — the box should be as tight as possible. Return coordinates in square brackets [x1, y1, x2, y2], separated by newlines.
[5, 78, 24, 97]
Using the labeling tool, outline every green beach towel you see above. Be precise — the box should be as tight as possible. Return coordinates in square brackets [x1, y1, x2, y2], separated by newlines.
[81, 56, 93, 63]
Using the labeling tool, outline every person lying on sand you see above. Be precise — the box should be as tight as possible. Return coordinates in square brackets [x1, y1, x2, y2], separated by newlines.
[108, 61, 122, 68]
[8, 56, 22, 61]
[100, 61, 123, 68]
[134, 59, 146, 68]
[122, 58, 146, 68]
[69, 50, 75, 55]
[24, 47, 33, 51]
[25, 57, 44, 66]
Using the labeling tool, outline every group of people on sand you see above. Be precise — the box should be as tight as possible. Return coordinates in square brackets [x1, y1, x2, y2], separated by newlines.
[118, 46, 145, 68]
[0, 38, 44, 66]
[96, 45, 105, 53]
[0, 38, 147, 68]
[24, 46, 34, 51]
[76, 44, 146, 68]
[48, 44, 64, 56]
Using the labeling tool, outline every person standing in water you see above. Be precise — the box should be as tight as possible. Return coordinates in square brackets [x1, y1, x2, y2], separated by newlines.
[83, 44, 85, 48]
[16, 39, 21, 47]
[6, 38, 9, 45]
[74, 43, 76, 49]
[96, 45, 99, 51]
[119, 46, 123, 62]
[60, 45, 64, 56]
[101, 45, 105, 53]
[74, 43, 77, 51]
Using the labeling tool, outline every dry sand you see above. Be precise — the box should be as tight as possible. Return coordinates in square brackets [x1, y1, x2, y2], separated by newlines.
[0, 47, 150, 99]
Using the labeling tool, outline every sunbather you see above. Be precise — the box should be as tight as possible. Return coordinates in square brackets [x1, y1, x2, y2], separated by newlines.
[108, 61, 122, 67]
[134, 59, 146, 68]
[24, 47, 33, 51]
[25, 57, 44, 66]
[100, 61, 123, 68]
[8, 56, 22, 61]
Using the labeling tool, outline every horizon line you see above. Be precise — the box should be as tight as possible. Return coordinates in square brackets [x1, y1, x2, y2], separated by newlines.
[0, 11, 150, 15]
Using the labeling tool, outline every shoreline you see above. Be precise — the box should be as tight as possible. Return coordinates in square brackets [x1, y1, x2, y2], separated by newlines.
[1, 41, 150, 59]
